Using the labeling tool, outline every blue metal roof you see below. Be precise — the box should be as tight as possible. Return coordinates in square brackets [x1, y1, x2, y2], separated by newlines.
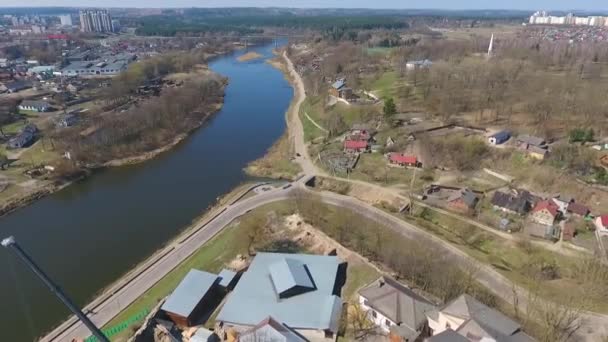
[270, 258, 315, 297]
[218, 269, 237, 288]
[217, 253, 342, 331]
[332, 79, 345, 90]
[161, 269, 219, 317]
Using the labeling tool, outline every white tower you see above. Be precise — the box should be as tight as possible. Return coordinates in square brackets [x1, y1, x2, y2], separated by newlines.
[487, 34, 494, 59]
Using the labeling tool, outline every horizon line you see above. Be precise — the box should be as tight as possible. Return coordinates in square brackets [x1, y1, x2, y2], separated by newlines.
[0, 6, 607, 12]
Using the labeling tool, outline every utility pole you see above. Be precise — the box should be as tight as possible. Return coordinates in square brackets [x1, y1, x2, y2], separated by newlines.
[1, 236, 109, 342]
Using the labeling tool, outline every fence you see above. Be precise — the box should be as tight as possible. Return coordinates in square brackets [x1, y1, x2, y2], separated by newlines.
[84, 308, 150, 342]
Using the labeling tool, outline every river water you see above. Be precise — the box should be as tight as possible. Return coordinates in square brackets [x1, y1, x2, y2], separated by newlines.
[0, 41, 292, 342]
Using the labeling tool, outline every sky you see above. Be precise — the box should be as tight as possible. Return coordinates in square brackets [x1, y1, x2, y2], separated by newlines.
[0, 0, 606, 11]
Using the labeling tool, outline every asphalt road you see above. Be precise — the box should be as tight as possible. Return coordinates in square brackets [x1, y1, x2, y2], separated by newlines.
[42, 52, 608, 342]
[40, 184, 294, 342]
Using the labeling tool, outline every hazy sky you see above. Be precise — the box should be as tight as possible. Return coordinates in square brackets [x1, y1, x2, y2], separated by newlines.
[0, 0, 606, 11]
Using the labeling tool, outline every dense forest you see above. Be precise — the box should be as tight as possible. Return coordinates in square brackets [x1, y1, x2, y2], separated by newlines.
[135, 15, 408, 38]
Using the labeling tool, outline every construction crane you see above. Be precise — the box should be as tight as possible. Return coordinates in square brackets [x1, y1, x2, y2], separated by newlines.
[1, 236, 109, 342]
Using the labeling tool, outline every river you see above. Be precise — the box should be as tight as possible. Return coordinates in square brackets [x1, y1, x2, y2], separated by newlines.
[0, 41, 293, 342]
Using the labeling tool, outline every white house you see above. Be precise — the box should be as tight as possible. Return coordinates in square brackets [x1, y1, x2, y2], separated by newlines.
[359, 277, 435, 341]
[596, 215, 608, 235]
[426, 294, 534, 341]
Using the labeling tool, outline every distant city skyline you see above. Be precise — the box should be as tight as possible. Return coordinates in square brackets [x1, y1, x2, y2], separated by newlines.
[0, 0, 606, 11]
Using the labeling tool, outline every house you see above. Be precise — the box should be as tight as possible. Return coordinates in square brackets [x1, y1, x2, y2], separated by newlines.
[530, 200, 560, 226]
[388, 153, 420, 168]
[551, 195, 573, 215]
[239, 316, 308, 342]
[426, 294, 535, 342]
[406, 60, 433, 71]
[216, 253, 344, 341]
[596, 215, 608, 235]
[523, 144, 549, 160]
[344, 139, 369, 153]
[488, 130, 511, 145]
[359, 276, 436, 341]
[490, 191, 530, 215]
[329, 78, 346, 97]
[191, 328, 220, 342]
[218, 268, 238, 291]
[425, 329, 468, 342]
[161, 269, 221, 327]
[567, 202, 590, 217]
[515, 135, 546, 148]
[562, 222, 576, 241]
[348, 128, 373, 142]
[7, 130, 35, 149]
[56, 114, 79, 128]
[5, 80, 32, 93]
[447, 189, 479, 213]
[19, 100, 50, 112]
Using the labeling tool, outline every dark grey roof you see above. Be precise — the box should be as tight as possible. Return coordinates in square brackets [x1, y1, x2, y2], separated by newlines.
[20, 100, 50, 108]
[448, 189, 479, 208]
[427, 330, 469, 342]
[490, 130, 511, 142]
[239, 317, 308, 342]
[216, 253, 342, 332]
[359, 277, 435, 330]
[161, 269, 219, 317]
[491, 191, 530, 215]
[516, 135, 545, 147]
[442, 294, 530, 341]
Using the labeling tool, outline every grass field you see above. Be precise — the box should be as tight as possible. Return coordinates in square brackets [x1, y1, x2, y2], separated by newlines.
[103, 200, 380, 341]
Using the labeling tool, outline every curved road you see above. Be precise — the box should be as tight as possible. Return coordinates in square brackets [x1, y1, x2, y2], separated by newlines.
[42, 52, 607, 342]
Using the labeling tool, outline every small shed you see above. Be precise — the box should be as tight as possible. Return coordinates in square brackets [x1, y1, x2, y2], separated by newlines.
[488, 130, 511, 145]
[161, 269, 220, 327]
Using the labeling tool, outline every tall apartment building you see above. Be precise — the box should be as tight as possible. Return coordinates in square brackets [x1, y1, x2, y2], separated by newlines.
[530, 10, 608, 27]
[59, 14, 73, 26]
[79, 9, 114, 33]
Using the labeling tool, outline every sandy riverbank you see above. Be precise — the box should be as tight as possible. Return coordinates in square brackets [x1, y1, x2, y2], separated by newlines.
[244, 52, 311, 180]
[237, 51, 262, 62]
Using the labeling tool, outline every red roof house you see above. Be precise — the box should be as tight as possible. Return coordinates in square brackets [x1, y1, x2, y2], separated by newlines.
[567, 202, 590, 217]
[344, 139, 368, 153]
[530, 200, 560, 226]
[596, 215, 608, 236]
[388, 153, 419, 167]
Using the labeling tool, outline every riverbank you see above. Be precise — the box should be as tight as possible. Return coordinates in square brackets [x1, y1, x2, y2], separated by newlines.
[39, 181, 269, 342]
[244, 56, 303, 180]
[0, 81, 226, 218]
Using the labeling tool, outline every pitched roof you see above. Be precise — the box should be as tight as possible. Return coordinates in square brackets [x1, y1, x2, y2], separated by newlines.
[567, 202, 590, 216]
[331, 79, 345, 90]
[599, 215, 608, 227]
[20, 100, 50, 108]
[216, 253, 343, 332]
[344, 140, 368, 149]
[161, 269, 219, 317]
[516, 135, 545, 147]
[442, 294, 525, 341]
[427, 329, 469, 342]
[389, 153, 417, 165]
[270, 258, 315, 298]
[532, 200, 559, 217]
[490, 130, 511, 141]
[239, 316, 308, 342]
[448, 189, 479, 208]
[359, 277, 435, 331]
[491, 191, 529, 214]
